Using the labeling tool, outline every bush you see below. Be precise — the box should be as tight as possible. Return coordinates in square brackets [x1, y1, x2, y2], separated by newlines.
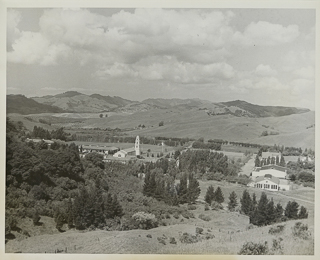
[204, 233, 215, 240]
[173, 212, 180, 219]
[187, 204, 197, 210]
[132, 212, 158, 230]
[146, 234, 152, 238]
[169, 237, 177, 244]
[196, 227, 203, 234]
[269, 225, 285, 235]
[181, 211, 194, 219]
[292, 222, 310, 240]
[238, 242, 269, 255]
[204, 204, 210, 211]
[179, 232, 200, 244]
[211, 201, 223, 210]
[198, 214, 211, 222]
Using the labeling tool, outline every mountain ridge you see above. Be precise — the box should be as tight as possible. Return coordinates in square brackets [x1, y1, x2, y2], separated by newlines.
[7, 91, 310, 117]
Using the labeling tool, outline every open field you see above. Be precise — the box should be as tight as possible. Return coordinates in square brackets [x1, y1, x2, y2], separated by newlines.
[8, 109, 315, 149]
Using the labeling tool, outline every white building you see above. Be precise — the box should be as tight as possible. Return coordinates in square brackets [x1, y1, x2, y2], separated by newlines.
[253, 174, 291, 191]
[252, 165, 287, 179]
[113, 147, 136, 158]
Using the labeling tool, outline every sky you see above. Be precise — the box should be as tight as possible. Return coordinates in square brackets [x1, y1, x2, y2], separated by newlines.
[6, 8, 316, 110]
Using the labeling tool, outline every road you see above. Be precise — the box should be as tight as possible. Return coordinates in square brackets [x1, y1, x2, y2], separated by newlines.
[239, 155, 255, 177]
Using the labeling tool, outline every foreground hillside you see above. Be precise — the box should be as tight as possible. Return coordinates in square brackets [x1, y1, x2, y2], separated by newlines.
[6, 212, 313, 254]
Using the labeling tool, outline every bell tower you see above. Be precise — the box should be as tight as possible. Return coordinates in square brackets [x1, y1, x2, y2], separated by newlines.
[135, 136, 140, 156]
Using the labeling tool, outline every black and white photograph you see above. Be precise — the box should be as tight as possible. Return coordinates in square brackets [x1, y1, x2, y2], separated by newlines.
[2, 0, 318, 257]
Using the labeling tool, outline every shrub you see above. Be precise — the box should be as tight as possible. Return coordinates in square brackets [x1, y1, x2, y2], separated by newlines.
[181, 211, 194, 219]
[292, 222, 310, 240]
[146, 234, 152, 238]
[204, 204, 210, 211]
[196, 227, 203, 234]
[157, 237, 166, 245]
[269, 225, 285, 235]
[271, 238, 283, 254]
[198, 214, 211, 222]
[204, 233, 215, 240]
[211, 201, 223, 210]
[238, 242, 269, 255]
[132, 212, 158, 230]
[169, 237, 177, 244]
[187, 204, 197, 210]
[173, 212, 180, 219]
[179, 232, 200, 244]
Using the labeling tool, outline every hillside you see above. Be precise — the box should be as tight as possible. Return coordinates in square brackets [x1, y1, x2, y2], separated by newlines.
[221, 100, 310, 117]
[29, 91, 311, 118]
[6, 95, 64, 115]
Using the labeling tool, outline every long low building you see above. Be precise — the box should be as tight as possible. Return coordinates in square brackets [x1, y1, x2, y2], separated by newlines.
[251, 165, 287, 179]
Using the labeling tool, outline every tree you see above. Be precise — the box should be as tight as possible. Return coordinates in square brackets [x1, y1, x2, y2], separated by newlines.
[214, 186, 224, 204]
[265, 198, 276, 224]
[240, 190, 253, 216]
[177, 173, 188, 204]
[279, 155, 286, 167]
[99, 114, 103, 118]
[275, 202, 284, 221]
[255, 155, 261, 167]
[250, 192, 269, 226]
[32, 210, 41, 225]
[204, 185, 215, 205]
[105, 114, 108, 117]
[284, 201, 299, 219]
[298, 206, 308, 219]
[159, 121, 164, 127]
[266, 156, 271, 165]
[275, 155, 280, 165]
[228, 191, 238, 211]
[112, 194, 124, 218]
[187, 174, 201, 203]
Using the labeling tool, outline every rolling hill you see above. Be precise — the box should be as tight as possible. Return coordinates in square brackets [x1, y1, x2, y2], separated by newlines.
[29, 92, 311, 118]
[6, 95, 65, 115]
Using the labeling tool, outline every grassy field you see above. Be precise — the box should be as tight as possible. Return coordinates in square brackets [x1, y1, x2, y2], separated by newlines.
[8, 108, 314, 149]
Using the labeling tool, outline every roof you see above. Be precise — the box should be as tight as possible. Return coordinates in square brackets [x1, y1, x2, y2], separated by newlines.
[261, 152, 281, 159]
[122, 147, 136, 153]
[255, 175, 280, 185]
[26, 138, 54, 144]
[82, 145, 118, 150]
[260, 165, 287, 172]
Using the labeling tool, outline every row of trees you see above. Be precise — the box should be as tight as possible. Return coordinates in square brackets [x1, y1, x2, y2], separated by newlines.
[29, 126, 69, 141]
[204, 185, 238, 211]
[54, 182, 123, 230]
[192, 141, 222, 150]
[143, 171, 200, 205]
[178, 150, 237, 177]
[240, 190, 308, 226]
[254, 154, 286, 167]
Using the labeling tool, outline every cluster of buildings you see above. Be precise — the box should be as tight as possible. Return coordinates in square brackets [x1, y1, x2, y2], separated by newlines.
[78, 136, 141, 162]
[248, 152, 291, 191]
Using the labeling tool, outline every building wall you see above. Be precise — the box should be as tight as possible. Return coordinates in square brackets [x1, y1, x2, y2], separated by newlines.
[254, 179, 279, 191]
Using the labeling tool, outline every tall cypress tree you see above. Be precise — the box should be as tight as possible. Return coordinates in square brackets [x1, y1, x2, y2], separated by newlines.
[205, 185, 215, 204]
[112, 194, 124, 218]
[178, 173, 188, 204]
[254, 155, 261, 167]
[187, 173, 201, 203]
[240, 190, 253, 216]
[275, 202, 284, 221]
[228, 191, 238, 211]
[280, 155, 286, 167]
[251, 192, 269, 226]
[105, 193, 114, 219]
[214, 186, 224, 204]
[265, 198, 276, 225]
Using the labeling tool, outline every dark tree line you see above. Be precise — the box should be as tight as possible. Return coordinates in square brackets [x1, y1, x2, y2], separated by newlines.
[240, 190, 308, 226]
[30, 126, 69, 141]
[143, 171, 200, 205]
[192, 141, 222, 150]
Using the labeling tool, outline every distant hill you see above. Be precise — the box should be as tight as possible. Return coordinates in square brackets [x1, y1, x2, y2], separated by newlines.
[221, 100, 310, 117]
[25, 91, 311, 118]
[32, 91, 136, 113]
[7, 95, 64, 115]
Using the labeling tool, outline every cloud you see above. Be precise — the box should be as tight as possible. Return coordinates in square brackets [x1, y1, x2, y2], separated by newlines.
[294, 66, 314, 80]
[94, 56, 235, 84]
[255, 64, 277, 77]
[7, 9, 22, 50]
[234, 21, 299, 46]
